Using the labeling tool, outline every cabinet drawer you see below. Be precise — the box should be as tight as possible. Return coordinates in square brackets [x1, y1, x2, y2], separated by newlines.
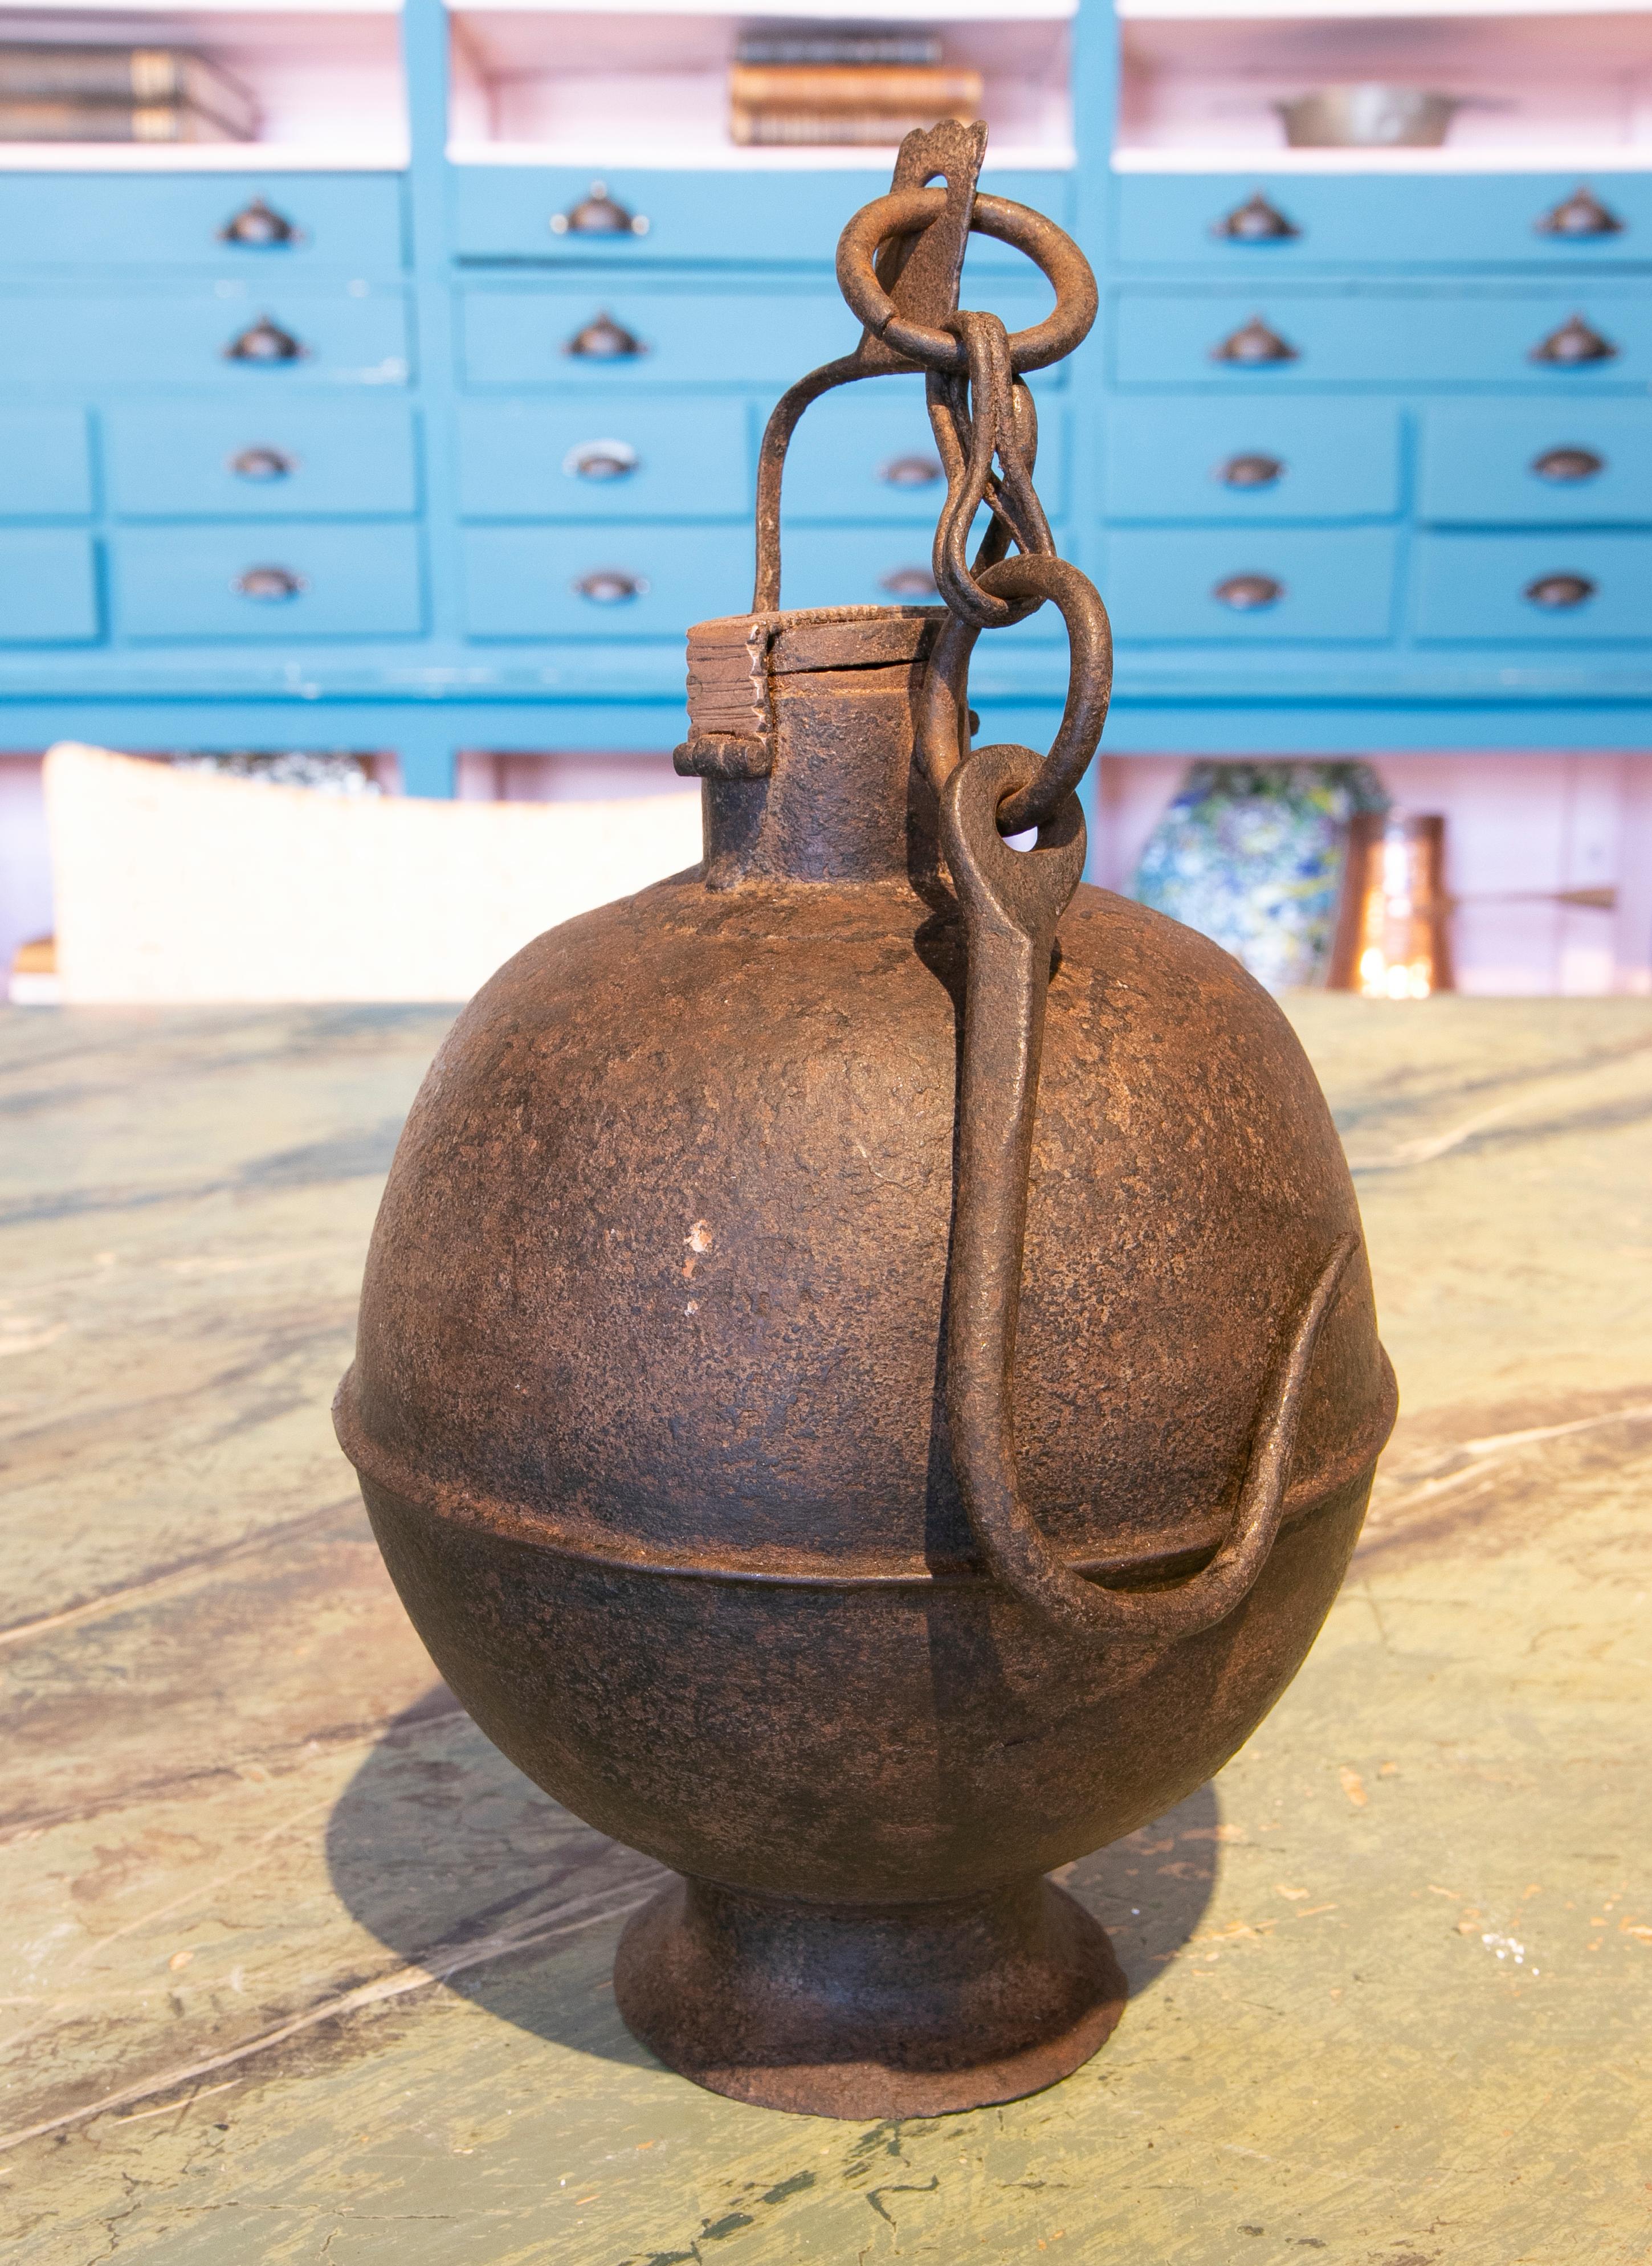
[1115, 174, 1652, 271]
[0, 174, 403, 271]
[452, 166, 1072, 264]
[0, 530, 98, 642]
[1413, 532, 1652, 640]
[1102, 401, 1398, 520]
[462, 284, 852, 387]
[778, 527, 1066, 643]
[115, 526, 423, 639]
[459, 400, 748, 519]
[781, 378, 1067, 524]
[0, 411, 92, 517]
[106, 406, 418, 518]
[462, 524, 751, 639]
[1099, 529, 1396, 641]
[1418, 404, 1652, 524]
[1114, 288, 1652, 386]
[460, 275, 1058, 389]
[0, 288, 408, 387]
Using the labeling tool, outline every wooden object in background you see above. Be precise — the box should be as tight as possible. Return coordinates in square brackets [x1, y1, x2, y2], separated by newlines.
[0, 44, 258, 141]
[729, 63, 984, 146]
[0, 46, 256, 130]
[0, 101, 246, 142]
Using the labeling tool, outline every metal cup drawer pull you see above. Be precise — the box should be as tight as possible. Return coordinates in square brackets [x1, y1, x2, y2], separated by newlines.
[1529, 314, 1618, 366]
[564, 438, 640, 482]
[1532, 444, 1605, 483]
[1213, 191, 1300, 243]
[1535, 186, 1624, 239]
[234, 565, 306, 601]
[1214, 571, 1284, 610]
[1524, 571, 1596, 609]
[879, 453, 944, 488]
[218, 196, 300, 248]
[563, 311, 646, 361]
[574, 569, 647, 603]
[1217, 451, 1286, 489]
[230, 444, 298, 481]
[879, 564, 939, 598]
[225, 315, 306, 365]
[1213, 316, 1299, 366]
[550, 181, 649, 239]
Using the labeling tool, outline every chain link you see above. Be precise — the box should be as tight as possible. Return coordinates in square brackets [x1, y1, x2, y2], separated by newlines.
[752, 137, 1111, 838]
[927, 312, 1053, 630]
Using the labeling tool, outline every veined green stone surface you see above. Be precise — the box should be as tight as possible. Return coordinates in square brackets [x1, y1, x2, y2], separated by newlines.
[2, 995, 1649, 2265]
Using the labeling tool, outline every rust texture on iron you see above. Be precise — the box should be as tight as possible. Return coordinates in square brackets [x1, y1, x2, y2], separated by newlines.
[336, 120, 1397, 2122]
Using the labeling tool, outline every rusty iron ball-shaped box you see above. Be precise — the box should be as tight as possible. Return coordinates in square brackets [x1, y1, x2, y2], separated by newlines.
[334, 618, 1394, 2116]
[334, 138, 1395, 2120]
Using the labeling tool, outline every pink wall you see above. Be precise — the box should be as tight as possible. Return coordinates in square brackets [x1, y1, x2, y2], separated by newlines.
[1091, 753, 1652, 997]
[455, 752, 692, 804]
[6, 748, 1650, 998]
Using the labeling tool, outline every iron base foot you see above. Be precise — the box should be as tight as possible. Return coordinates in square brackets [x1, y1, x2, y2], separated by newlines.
[614, 1871, 1126, 2118]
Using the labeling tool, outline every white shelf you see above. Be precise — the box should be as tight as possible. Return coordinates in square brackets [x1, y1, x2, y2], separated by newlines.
[450, 135, 1071, 165]
[0, 0, 401, 12]
[447, 6, 1072, 168]
[0, 9, 409, 160]
[1114, 141, 1652, 165]
[1121, 0, 1652, 16]
[0, 135, 402, 160]
[447, 0, 1074, 18]
[1116, 12, 1652, 168]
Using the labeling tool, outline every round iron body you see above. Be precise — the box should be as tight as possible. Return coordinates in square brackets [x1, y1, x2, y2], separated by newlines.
[337, 622, 1394, 2117]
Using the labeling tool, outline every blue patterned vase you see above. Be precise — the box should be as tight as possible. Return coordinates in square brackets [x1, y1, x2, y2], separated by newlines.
[1131, 761, 1390, 991]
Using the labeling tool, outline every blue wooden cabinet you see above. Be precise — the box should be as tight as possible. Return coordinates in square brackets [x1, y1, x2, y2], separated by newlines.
[2, 0, 1651, 790]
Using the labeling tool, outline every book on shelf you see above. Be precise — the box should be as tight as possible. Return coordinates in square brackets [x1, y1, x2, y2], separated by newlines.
[0, 47, 259, 140]
[735, 27, 944, 70]
[731, 66, 984, 115]
[0, 99, 249, 143]
[729, 63, 985, 148]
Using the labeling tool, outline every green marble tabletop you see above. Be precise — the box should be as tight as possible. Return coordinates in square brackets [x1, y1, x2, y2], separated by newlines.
[2, 995, 1649, 2266]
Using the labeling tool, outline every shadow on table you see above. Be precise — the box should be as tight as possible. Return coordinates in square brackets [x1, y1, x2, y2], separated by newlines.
[327, 1683, 1221, 2068]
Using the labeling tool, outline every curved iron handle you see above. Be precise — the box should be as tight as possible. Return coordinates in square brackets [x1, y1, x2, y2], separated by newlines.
[940, 738, 1359, 1646]
[916, 552, 1111, 838]
[837, 186, 1096, 379]
[752, 123, 1096, 615]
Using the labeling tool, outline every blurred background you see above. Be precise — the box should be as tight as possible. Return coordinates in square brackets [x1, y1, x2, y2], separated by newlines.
[0, 0, 1649, 1001]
